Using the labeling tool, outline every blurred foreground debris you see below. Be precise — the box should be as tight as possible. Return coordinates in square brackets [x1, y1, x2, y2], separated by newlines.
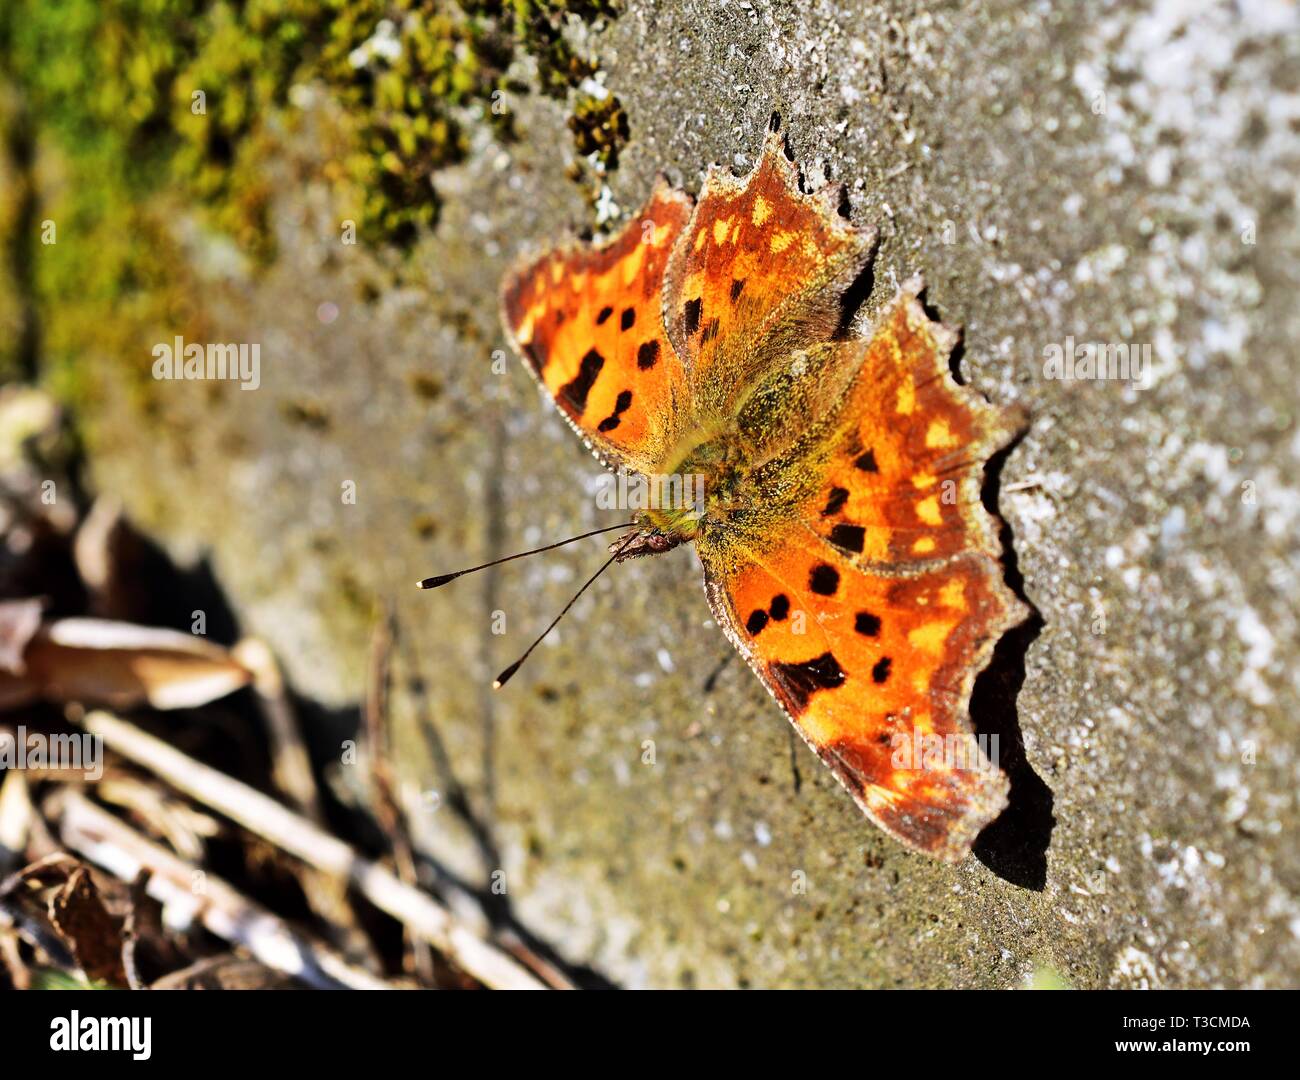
[0, 388, 560, 989]
[0, 599, 254, 711]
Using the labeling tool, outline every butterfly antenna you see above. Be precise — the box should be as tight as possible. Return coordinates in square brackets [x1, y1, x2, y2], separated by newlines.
[493, 533, 638, 689]
[416, 522, 634, 590]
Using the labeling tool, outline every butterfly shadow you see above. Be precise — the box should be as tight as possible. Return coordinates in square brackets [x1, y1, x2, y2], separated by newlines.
[966, 428, 1054, 889]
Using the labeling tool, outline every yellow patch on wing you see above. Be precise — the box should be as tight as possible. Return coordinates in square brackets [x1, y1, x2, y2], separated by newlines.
[896, 375, 916, 415]
[939, 578, 967, 609]
[925, 418, 959, 449]
[770, 231, 795, 254]
[916, 495, 942, 526]
[620, 243, 646, 285]
[907, 620, 953, 654]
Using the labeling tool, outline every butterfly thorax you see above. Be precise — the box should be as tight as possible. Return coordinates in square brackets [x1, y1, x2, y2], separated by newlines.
[613, 424, 818, 567]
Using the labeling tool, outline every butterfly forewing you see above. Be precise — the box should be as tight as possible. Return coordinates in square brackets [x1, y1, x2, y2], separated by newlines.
[501, 183, 694, 472]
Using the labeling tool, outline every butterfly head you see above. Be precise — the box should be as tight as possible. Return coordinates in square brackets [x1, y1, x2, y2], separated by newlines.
[609, 522, 685, 562]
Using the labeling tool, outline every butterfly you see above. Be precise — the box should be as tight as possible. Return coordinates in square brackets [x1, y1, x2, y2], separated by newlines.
[496, 114, 1026, 861]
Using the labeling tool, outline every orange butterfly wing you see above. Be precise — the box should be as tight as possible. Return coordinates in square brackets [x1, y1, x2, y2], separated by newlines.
[701, 284, 1025, 861]
[661, 117, 875, 419]
[498, 117, 1025, 862]
[501, 183, 694, 471]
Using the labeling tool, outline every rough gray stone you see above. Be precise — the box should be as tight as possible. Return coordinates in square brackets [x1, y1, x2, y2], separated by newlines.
[86, 0, 1299, 988]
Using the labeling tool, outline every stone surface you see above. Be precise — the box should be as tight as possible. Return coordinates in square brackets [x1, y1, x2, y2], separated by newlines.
[77, 1, 1299, 987]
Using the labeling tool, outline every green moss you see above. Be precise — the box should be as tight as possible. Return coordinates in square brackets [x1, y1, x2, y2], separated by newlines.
[313, 1, 510, 246]
[487, 0, 612, 98]
[569, 90, 628, 169]
[1, 0, 626, 266]
[0, 0, 628, 414]
[319, 0, 628, 244]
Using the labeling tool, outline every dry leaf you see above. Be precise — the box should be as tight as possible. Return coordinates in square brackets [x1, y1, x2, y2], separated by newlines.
[122, 871, 188, 990]
[49, 865, 128, 987]
[0, 612, 253, 711]
[151, 954, 295, 990]
[0, 599, 43, 675]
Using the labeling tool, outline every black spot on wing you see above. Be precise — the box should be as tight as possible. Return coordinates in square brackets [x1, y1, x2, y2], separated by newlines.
[683, 297, 702, 336]
[770, 652, 846, 712]
[597, 388, 634, 433]
[745, 609, 769, 636]
[596, 306, 613, 325]
[809, 564, 839, 596]
[620, 307, 636, 331]
[730, 278, 746, 302]
[821, 487, 849, 516]
[560, 348, 605, 415]
[854, 449, 878, 473]
[854, 611, 881, 637]
[769, 594, 790, 621]
[871, 656, 892, 684]
[828, 523, 865, 554]
[637, 341, 659, 370]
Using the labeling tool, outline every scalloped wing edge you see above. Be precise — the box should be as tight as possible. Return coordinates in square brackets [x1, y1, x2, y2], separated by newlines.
[498, 178, 696, 474]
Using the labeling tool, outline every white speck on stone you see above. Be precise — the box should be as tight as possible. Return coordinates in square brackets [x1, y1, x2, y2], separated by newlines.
[594, 186, 621, 227]
[1235, 605, 1276, 705]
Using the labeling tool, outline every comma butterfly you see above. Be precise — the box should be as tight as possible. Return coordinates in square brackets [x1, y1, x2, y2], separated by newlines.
[494, 114, 1027, 861]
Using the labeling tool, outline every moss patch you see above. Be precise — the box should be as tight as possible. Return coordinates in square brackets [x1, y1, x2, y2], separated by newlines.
[0, 0, 629, 407]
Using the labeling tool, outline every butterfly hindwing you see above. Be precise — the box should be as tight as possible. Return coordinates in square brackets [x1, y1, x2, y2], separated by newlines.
[703, 527, 1014, 860]
[698, 284, 1025, 861]
[804, 279, 1026, 567]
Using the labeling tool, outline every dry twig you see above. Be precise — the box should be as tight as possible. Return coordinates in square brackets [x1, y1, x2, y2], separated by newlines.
[73, 710, 552, 990]
[55, 791, 394, 990]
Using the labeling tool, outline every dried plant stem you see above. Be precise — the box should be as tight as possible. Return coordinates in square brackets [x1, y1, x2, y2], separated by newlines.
[75, 710, 550, 990]
[233, 638, 324, 824]
[56, 791, 393, 991]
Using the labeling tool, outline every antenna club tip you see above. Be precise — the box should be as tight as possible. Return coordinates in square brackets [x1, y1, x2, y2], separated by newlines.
[417, 573, 457, 590]
[493, 660, 522, 689]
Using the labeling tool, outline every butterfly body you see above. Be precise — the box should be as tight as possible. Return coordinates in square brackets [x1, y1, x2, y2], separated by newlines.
[502, 116, 1027, 861]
